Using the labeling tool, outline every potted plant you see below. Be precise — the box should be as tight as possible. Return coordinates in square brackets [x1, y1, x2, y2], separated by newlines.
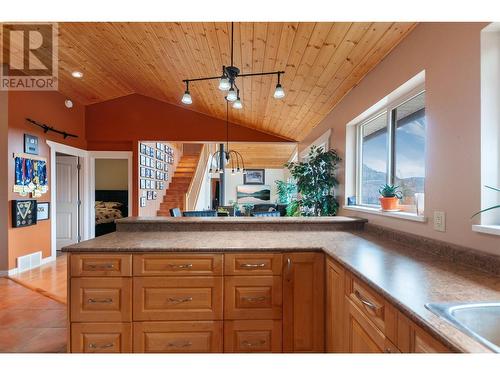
[378, 184, 402, 211]
[242, 203, 254, 216]
[285, 146, 341, 216]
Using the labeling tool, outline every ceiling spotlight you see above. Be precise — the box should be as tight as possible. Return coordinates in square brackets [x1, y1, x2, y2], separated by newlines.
[71, 71, 83, 79]
[181, 81, 192, 105]
[226, 86, 237, 102]
[64, 99, 73, 109]
[274, 72, 285, 99]
[219, 75, 230, 91]
[233, 90, 242, 109]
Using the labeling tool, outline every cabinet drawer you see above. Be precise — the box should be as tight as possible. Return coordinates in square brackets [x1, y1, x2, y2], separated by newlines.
[70, 254, 132, 277]
[133, 277, 223, 320]
[224, 276, 282, 320]
[133, 321, 223, 353]
[224, 320, 282, 353]
[70, 278, 132, 322]
[347, 276, 395, 337]
[224, 253, 282, 275]
[71, 323, 132, 353]
[133, 254, 222, 276]
[412, 325, 451, 353]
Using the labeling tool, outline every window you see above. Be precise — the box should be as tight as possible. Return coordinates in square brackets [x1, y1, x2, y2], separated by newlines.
[357, 91, 426, 213]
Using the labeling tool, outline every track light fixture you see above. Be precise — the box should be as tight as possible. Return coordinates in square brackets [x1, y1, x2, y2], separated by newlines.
[181, 81, 192, 105]
[181, 22, 285, 110]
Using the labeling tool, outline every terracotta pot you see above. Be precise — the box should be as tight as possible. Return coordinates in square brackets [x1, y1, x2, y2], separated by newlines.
[379, 196, 399, 211]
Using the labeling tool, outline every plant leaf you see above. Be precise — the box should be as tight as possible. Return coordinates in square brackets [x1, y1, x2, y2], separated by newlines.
[485, 185, 500, 192]
[471, 204, 500, 219]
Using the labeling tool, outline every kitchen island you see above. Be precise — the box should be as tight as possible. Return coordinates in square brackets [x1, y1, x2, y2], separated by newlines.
[63, 216, 500, 353]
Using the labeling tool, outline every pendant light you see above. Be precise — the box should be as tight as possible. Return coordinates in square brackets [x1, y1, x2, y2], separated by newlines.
[226, 85, 237, 102]
[219, 75, 231, 91]
[274, 72, 285, 99]
[181, 81, 192, 105]
[232, 89, 242, 109]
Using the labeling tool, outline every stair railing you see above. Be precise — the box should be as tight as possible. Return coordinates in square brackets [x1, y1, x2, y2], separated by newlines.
[185, 144, 214, 210]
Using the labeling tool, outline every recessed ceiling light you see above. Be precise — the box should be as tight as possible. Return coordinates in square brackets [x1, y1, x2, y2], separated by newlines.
[65, 99, 74, 109]
[71, 71, 83, 79]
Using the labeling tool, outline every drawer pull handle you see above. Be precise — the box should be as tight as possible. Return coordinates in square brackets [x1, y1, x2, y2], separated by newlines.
[167, 341, 192, 348]
[88, 264, 115, 270]
[168, 263, 193, 270]
[239, 263, 266, 269]
[168, 296, 193, 304]
[87, 298, 113, 304]
[242, 339, 266, 347]
[354, 290, 377, 311]
[242, 296, 267, 303]
[89, 343, 114, 350]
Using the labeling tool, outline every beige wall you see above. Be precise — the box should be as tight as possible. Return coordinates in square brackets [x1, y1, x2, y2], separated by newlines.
[300, 22, 500, 256]
[95, 159, 128, 190]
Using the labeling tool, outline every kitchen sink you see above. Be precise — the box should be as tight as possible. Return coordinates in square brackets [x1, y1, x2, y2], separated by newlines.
[425, 302, 500, 353]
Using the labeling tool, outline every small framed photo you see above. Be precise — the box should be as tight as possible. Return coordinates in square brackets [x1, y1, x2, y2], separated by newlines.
[140, 143, 146, 154]
[145, 180, 151, 189]
[147, 158, 152, 167]
[164, 164, 168, 172]
[36, 202, 50, 221]
[164, 173, 169, 181]
[156, 142, 162, 149]
[141, 190, 147, 198]
[159, 182, 164, 190]
[153, 191, 158, 200]
[140, 179, 146, 189]
[24, 134, 39, 155]
[157, 161, 162, 169]
[147, 191, 153, 200]
[140, 167, 145, 177]
[156, 181, 160, 190]
[244, 169, 265, 185]
[140, 197, 146, 207]
[140, 155, 145, 166]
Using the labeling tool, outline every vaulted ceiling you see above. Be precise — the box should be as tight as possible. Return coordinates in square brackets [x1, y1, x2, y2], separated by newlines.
[53, 22, 415, 141]
[227, 143, 298, 168]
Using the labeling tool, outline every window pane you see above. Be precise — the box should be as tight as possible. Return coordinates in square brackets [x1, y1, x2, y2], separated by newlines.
[361, 113, 388, 205]
[394, 92, 426, 213]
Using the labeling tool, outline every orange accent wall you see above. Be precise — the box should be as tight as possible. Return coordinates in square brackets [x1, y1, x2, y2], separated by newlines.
[7, 91, 86, 269]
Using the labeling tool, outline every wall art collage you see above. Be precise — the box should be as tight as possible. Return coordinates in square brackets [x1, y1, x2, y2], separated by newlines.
[139, 142, 175, 207]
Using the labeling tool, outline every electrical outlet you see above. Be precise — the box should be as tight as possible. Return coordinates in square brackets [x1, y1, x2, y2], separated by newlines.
[433, 211, 446, 232]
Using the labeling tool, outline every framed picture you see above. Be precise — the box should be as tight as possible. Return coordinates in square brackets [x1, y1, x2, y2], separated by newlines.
[159, 182, 164, 190]
[237, 185, 271, 204]
[140, 197, 146, 207]
[157, 161, 162, 169]
[156, 142, 161, 149]
[147, 191, 153, 200]
[145, 180, 150, 189]
[140, 179, 146, 189]
[153, 191, 158, 200]
[12, 199, 37, 227]
[164, 164, 168, 172]
[140, 143, 146, 154]
[140, 167, 145, 177]
[244, 169, 265, 185]
[24, 134, 39, 155]
[36, 202, 50, 220]
[156, 170, 161, 179]
[164, 173, 169, 181]
[140, 155, 145, 166]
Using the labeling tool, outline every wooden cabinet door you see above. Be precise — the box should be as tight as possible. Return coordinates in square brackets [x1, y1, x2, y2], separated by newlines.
[224, 320, 282, 353]
[326, 257, 345, 352]
[283, 252, 325, 353]
[71, 323, 132, 353]
[345, 297, 384, 353]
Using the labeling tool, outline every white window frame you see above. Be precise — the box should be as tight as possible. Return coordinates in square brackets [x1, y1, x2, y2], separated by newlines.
[355, 86, 426, 208]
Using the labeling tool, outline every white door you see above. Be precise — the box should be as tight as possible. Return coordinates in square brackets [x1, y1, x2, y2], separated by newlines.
[56, 156, 79, 250]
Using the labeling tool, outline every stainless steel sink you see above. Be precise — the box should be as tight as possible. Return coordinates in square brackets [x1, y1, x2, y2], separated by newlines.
[425, 302, 500, 353]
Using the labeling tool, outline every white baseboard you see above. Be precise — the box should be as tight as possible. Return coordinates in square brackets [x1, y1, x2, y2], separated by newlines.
[6, 255, 56, 276]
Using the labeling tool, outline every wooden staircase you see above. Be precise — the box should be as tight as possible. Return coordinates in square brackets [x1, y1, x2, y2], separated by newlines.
[157, 152, 201, 216]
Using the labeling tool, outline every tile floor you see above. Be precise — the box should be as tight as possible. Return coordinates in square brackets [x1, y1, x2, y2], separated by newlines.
[0, 278, 67, 353]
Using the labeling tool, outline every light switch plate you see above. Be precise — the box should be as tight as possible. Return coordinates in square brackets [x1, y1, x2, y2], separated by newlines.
[433, 211, 446, 232]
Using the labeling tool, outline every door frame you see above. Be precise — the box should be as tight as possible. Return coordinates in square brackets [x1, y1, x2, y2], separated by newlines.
[88, 151, 133, 238]
[47, 140, 90, 261]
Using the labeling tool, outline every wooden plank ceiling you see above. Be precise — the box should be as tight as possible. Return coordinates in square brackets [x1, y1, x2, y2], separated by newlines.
[53, 22, 415, 141]
[226, 142, 297, 169]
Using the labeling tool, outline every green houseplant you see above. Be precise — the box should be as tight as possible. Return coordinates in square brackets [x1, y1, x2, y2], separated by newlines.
[275, 180, 296, 205]
[378, 184, 402, 211]
[285, 146, 341, 216]
[471, 185, 500, 219]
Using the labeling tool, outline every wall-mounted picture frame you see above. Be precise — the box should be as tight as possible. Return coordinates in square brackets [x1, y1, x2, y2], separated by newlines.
[140, 197, 146, 207]
[140, 179, 146, 189]
[12, 199, 37, 227]
[140, 167, 145, 177]
[145, 180, 151, 189]
[36, 202, 50, 221]
[156, 142, 161, 149]
[237, 185, 271, 204]
[24, 134, 39, 155]
[153, 191, 158, 200]
[164, 164, 168, 172]
[140, 155, 145, 166]
[147, 191, 153, 200]
[244, 169, 265, 185]
[140, 143, 146, 154]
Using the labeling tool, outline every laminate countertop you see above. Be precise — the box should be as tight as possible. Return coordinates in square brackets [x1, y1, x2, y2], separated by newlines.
[62, 230, 500, 353]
